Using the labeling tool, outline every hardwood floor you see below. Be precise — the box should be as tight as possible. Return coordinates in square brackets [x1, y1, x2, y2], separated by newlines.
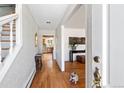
[31, 53, 85, 88]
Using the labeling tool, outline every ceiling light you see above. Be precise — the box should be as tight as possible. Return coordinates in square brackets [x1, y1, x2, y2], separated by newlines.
[46, 20, 51, 24]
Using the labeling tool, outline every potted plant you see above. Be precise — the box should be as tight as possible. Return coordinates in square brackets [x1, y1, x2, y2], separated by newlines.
[70, 43, 78, 50]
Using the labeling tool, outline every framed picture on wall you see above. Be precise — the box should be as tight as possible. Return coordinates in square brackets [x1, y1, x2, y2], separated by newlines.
[69, 37, 85, 45]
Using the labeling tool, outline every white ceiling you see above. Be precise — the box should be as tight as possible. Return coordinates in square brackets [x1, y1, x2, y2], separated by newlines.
[64, 5, 85, 29]
[27, 4, 69, 30]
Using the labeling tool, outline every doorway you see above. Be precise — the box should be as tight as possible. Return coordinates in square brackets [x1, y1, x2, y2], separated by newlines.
[42, 35, 54, 54]
[62, 5, 87, 88]
[31, 4, 100, 88]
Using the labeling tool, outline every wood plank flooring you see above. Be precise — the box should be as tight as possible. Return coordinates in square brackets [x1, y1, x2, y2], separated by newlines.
[31, 53, 85, 88]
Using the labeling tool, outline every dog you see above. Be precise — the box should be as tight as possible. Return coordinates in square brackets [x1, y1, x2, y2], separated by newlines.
[69, 72, 79, 84]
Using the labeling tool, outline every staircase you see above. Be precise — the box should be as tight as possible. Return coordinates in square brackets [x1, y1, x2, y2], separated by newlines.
[1, 21, 16, 62]
[0, 14, 17, 63]
[0, 5, 23, 83]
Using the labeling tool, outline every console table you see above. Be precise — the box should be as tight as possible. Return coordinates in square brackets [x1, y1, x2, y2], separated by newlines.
[69, 50, 85, 62]
[35, 53, 42, 71]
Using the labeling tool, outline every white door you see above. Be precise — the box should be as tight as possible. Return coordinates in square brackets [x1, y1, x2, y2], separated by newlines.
[109, 4, 124, 87]
[86, 4, 124, 88]
[86, 4, 103, 88]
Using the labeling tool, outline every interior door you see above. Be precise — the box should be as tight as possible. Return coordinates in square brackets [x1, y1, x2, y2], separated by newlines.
[109, 4, 124, 87]
[86, 4, 103, 88]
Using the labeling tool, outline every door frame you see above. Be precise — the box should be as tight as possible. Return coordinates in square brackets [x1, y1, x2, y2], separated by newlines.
[62, 4, 93, 88]
[41, 34, 55, 59]
[85, 4, 92, 88]
[58, 4, 98, 88]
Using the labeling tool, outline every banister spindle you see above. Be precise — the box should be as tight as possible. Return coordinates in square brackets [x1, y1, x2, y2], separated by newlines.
[0, 26, 2, 63]
[9, 21, 14, 54]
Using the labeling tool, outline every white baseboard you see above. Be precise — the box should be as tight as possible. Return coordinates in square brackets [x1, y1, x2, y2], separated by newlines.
[23, 67, 36, 88]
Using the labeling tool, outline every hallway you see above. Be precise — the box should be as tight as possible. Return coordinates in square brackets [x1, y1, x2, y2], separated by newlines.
[31, 53, 85, 88]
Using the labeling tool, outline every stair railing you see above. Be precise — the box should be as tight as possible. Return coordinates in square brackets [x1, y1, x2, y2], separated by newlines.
[0, 14, 18, 63]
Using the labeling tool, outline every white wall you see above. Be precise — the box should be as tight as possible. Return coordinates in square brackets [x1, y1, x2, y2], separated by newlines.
[55, 26, 65, 71]
[38, 29, 55, 53]
[109, 5, 124, 87]
[0, 5, 38, 88]
[63, 28, 86, 61]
